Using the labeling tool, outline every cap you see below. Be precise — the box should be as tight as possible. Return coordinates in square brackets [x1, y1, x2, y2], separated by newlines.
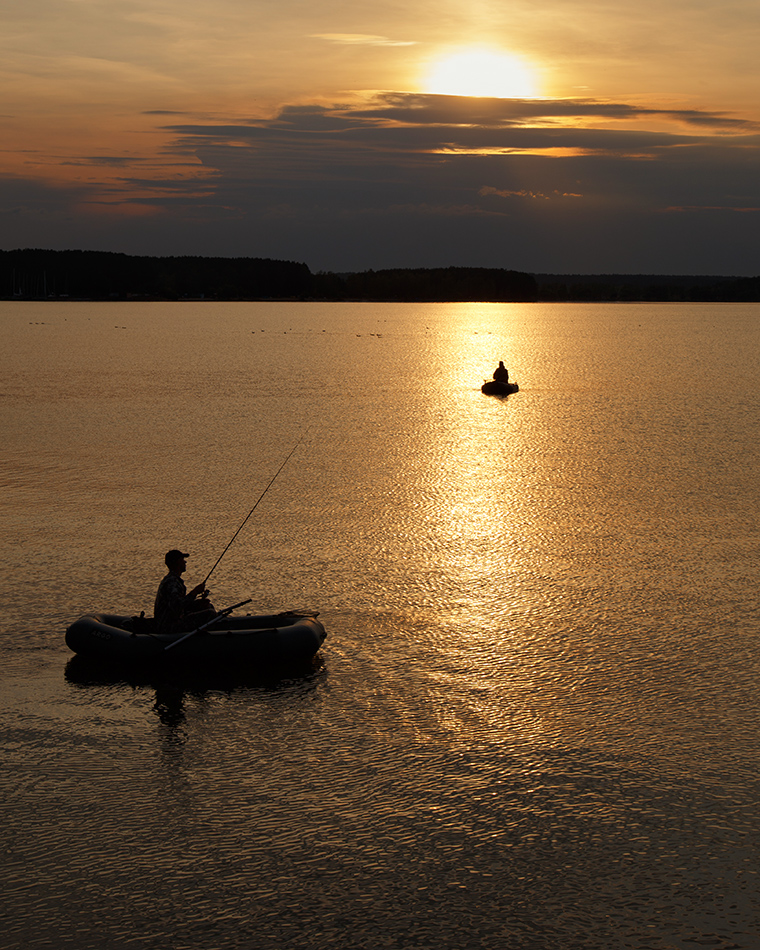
[165, 549, 189, 566]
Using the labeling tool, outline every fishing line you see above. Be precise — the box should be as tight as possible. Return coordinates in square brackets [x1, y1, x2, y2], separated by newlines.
[202, 432, 308, 586]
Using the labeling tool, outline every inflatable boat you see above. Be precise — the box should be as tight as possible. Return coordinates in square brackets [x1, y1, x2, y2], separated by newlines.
[481, 379, 519, 395]
[65, 610, 326, 666]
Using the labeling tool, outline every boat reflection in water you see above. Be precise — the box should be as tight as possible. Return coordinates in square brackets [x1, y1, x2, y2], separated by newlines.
[64, 652, 326, 728]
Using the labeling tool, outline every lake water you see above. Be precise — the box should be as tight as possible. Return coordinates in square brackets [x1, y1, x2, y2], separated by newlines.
[1, 300, 759, 950]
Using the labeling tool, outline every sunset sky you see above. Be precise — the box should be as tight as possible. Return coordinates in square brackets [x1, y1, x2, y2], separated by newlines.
[2, 0, 759, 273]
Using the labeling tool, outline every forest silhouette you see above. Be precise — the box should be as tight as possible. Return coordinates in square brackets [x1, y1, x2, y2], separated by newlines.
[2, 249, 758, 302]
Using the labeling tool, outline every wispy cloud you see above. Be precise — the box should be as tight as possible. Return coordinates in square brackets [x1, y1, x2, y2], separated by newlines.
[344, 93, 757, 131]
[480, 186, 583, 200]
[311, 33, 416, 47]
[60, 156, 148, 167]
[310, 33, 417, 46]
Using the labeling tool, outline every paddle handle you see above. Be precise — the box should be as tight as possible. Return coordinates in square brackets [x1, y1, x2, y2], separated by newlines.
[164, 598, 252, 652]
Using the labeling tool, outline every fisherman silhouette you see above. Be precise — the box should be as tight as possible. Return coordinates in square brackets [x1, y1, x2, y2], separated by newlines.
[493, 361, 510, 383]
[154, 550, 216, 634]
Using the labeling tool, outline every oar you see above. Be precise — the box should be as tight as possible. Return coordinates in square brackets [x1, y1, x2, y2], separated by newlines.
[164, 598, 252, 652]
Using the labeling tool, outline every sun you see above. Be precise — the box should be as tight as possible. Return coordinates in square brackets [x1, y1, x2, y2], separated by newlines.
[423, 48, 539, 99]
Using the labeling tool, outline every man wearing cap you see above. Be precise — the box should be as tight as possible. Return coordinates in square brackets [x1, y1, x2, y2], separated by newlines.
[154, 550, 216, 635]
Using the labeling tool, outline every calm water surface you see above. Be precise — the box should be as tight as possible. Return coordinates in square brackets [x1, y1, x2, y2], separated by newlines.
[1, 301, 759, 949]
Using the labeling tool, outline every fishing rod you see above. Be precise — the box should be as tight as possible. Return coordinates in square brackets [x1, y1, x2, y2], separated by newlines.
[202, 434, 307, 587]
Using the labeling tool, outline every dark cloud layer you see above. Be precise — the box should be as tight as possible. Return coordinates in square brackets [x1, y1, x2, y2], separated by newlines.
[3, 94, 759, 273]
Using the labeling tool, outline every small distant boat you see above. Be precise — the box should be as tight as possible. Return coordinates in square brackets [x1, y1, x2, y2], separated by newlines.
[65, 611, 326, 666]
[481, 379, 519, 396]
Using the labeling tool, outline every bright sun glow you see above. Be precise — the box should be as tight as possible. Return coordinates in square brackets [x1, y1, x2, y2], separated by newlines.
[424, 49, 538, 99]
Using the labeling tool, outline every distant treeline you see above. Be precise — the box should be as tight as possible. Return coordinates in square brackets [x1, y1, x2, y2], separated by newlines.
[2, 249, 759, 302]
[0, 249, 313, 300]
[0, 250, 537, 302]
[535, 273, 760, 302]
[319, 266, 538, 302]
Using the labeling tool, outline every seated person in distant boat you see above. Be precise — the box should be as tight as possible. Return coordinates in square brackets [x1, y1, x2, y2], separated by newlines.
[493, 360, 510, 383]
[154, 549, 217, 635]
